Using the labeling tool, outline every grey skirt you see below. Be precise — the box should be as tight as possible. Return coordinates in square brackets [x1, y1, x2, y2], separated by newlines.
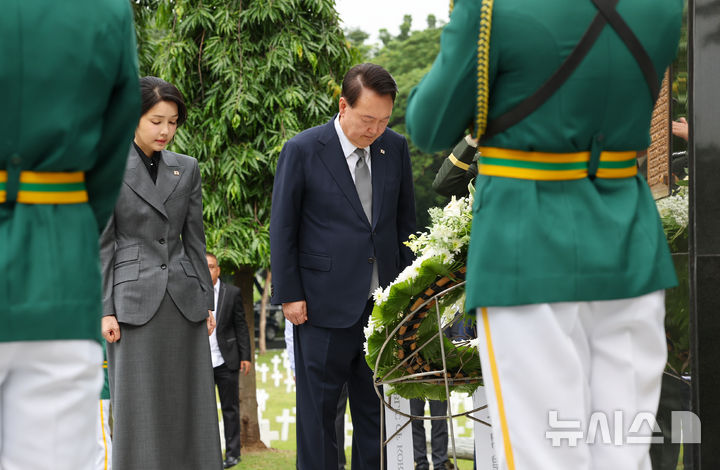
[107, 292, 222, 470]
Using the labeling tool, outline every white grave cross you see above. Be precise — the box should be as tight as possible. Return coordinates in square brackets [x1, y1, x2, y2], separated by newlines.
[276, 408, 296, 441]
[271, 368, 284, 387]
[259, 418, 279, 447]
[256, 363, 270, 383]
[256, 388, 270, 415]
[284, 375, 296, 394]
[271, 354, 282, 372]
[281, 350, 290, 369]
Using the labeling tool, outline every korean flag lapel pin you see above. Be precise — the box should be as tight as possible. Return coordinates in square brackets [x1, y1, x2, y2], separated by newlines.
[380, 148, 385, 155]
[173, 170, 180, 176]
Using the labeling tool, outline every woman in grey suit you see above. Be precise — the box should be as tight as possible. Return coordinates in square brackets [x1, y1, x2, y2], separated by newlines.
[100, 77, 223, 469]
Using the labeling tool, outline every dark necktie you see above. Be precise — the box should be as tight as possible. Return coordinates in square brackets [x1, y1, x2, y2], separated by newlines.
[354, 148, 372, 223]
[354, 148, 378, 295]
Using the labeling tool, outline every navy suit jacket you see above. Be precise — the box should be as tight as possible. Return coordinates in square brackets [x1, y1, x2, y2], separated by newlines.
[270, 117, 416, 328]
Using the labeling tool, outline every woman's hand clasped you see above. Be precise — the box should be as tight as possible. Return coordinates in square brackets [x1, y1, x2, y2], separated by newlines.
[102, 315, 121, 343]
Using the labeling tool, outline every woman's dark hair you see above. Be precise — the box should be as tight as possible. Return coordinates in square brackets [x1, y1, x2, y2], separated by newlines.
[341, 63, 397, 107]
[139, 76, 188, 126]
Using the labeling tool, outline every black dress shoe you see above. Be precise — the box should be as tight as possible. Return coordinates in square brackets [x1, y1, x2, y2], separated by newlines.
[223, 455, 240, 468]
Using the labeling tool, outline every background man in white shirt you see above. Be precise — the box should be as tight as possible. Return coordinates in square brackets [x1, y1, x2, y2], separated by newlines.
[207, 253, 252, 469]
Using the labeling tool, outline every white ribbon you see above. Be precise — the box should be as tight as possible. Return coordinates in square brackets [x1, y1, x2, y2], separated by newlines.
[383, 386, 414, 470]
[472, 386, 498, 469]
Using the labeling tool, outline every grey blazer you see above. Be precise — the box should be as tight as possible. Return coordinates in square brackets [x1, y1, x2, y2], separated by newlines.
[100, 145, 214, 325]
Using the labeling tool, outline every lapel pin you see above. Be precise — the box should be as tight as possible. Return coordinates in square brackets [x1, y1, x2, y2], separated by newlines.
[380, 149, 385, 155]
[173, 170, 180, 176]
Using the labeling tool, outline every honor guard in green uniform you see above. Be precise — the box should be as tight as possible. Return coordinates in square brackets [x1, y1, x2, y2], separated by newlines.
[0, 1, 140, 468]
[407, 0, 682, 468]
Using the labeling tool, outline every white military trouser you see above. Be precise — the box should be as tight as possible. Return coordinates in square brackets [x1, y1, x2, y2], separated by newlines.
[475, 290, 666, 470]
[0, 340, 102, 470]
[95, 399, 112, 470]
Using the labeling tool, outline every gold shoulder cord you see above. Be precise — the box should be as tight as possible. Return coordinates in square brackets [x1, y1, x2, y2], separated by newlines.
[475, 0, 494, 140]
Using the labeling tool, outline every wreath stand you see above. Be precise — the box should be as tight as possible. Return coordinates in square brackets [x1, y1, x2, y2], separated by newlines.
[372, 281, 490, 469]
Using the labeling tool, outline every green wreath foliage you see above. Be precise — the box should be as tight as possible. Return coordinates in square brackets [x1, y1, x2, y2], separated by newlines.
[364, 196, 482, 400]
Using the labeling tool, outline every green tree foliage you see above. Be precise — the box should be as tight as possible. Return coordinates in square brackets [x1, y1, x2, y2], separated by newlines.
[378, 28, 392, 47]
[345, 27, 373, 61]
[346, 27, 369, 48]
[426, 14, 437, 29]
[398, 14, 412, 41]
[133, 0, 351, 269]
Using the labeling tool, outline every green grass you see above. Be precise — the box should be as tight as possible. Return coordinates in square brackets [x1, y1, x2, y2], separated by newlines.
[229, 448, 295, 469]
[231, 349, 476, 469]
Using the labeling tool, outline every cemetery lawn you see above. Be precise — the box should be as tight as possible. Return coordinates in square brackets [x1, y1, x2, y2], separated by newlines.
[234, 349, 473, 469]
[229, 448, 295, 469]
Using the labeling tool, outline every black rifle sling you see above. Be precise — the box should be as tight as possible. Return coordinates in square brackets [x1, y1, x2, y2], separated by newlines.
[482, 0, 658, 141]
[590, 0, 660, 101]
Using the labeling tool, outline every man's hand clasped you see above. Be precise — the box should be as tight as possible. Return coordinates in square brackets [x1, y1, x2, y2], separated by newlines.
[283, 300, 308, 325]
[207, 310, 216, 336]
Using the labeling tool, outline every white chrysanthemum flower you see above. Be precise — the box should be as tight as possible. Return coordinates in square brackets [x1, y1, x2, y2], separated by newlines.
[395, 264, 418, 284]
[373, 286, 389, 304]
[422, 246, 439, 260]
[363, 324, 372, 339]
[432, 225, 454, 243]
[363, 316, 380, 341]
[656, 185, 689, 233]
[440, 296, 465, 327]
[443, 196, 463, 218]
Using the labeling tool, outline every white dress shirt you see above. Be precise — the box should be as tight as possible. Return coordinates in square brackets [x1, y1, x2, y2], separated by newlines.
[284, 319, 295, 375]
[334, 114, 371, 182]
[209, 279, 225, 368]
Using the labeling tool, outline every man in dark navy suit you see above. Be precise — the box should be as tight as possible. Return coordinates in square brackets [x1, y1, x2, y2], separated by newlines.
[270, 63, 416, 470]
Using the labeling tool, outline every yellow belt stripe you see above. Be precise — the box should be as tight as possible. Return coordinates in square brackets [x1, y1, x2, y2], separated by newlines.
[480, 164, 637, 181]
[596, 167, 638, 178]
[16, 190, 88, 204]
[19, 171, 85, 184]
[0, 170, 88, 204]
[481, 307, 516, 470]
[480, 166, 589, 181]
[0, 171, 6, 203]
[479, 146, 637, 163]
[478, 147, 638, 180]
[449, 154, 470, 171]
[596, 152, 639, 162]
[480, 147, 590, 163]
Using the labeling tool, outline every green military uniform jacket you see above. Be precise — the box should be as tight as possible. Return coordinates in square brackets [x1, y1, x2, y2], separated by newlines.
[407, 0, 682, 308]
[0, 0, 140, 342]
